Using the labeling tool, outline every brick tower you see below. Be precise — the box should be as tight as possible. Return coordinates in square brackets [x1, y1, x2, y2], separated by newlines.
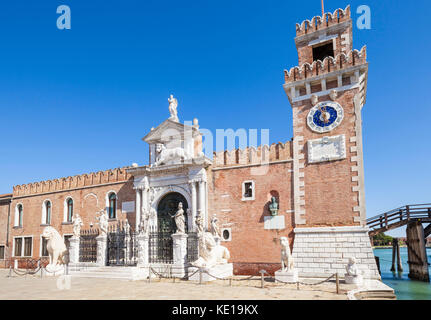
[283, 6, 380, 279]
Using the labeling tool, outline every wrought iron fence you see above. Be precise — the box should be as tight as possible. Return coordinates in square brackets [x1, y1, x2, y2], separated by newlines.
[149, 230, 173, 264]
[79, 228, 99, 263]
[187, 232, 199, 263]
[107, 221, 138, 266]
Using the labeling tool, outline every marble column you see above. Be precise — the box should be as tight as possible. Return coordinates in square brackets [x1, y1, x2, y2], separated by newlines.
[137, 233, 149, 267]
[68, 236, 80, 264]
[96, 234, 108, 267]
[135, 187, 142, 231]
[198, 180, 206, 228]
[190, 181, 197, 232]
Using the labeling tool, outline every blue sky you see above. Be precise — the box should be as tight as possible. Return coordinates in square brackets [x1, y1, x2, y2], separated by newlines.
[0, 1, 430, 236]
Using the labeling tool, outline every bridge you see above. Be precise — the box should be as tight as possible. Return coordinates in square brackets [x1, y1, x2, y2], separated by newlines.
[366, 204, 431, 282]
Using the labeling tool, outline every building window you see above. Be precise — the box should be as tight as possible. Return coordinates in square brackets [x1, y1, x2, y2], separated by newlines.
[312, 41, 334, 62]
[108, 193, 117, 219]
[242, 181, 255, 201]
[221, 228, 232, 242]
[0, 246, 5, 260]
[66, 198, 73, 222]
[14, 237, 32, 257]
[41, 237, 49, 257]
[15, 204, 23, 227]
[43, 200, 51, 225]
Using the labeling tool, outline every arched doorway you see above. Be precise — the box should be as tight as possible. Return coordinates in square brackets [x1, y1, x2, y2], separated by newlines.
[157, 192, 189, 234]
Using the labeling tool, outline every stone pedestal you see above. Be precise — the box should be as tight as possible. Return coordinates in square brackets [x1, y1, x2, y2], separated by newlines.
[137, 233, 149, 267]
[68, 236, 80, 264]
[96, 234, 108, 267]
[188, 263, 233, 282]
[292, 226, 381, 279]
[275, 269, 298, 283]
[44, 264, 65, 277]
[345, 274, 364, 285]
[171, 232, 188, 277]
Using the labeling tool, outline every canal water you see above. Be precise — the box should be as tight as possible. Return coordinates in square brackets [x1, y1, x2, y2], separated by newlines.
[373, 247, 431, 300]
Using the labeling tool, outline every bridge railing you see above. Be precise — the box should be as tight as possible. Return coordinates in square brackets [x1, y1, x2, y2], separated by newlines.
[366, 203, 431, 233]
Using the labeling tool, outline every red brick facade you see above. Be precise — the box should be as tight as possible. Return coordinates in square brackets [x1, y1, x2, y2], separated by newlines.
[0, 6, 370, 276]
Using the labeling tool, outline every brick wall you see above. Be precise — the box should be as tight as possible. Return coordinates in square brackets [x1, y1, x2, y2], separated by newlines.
[208, 157, 295, 272]
[8, 178, 135, 262]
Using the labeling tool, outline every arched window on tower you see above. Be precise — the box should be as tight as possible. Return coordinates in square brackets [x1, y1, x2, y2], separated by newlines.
[67, 198, 73, 222]
[108, 193, 117, 219]
[15, 204, 23, 227]
[44, 201, 51, 225]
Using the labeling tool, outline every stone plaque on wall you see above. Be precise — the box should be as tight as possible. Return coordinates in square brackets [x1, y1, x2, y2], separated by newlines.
[307, 134, 346, 164]
[122, 201, 135, 213]
[264, 215, 285, 230]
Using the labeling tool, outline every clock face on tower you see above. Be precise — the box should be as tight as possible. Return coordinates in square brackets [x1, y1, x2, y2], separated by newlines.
[307, 101, 344, 133]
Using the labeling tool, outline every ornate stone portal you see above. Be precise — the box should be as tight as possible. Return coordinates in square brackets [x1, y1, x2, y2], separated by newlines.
[126, 98, 213, 278]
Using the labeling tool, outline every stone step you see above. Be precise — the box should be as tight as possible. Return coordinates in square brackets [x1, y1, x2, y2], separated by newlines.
[69, 272, 133, 280]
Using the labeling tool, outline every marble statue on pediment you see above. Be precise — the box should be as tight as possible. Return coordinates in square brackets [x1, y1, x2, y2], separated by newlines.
[168, 94, 179, 122]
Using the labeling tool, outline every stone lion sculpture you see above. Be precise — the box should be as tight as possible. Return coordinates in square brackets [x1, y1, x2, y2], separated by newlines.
[42, 226, 68, 271]
[154, 143, 189, 166]
[191, 232, 230, 268]
[280, 236, 294, 272]
[345, 257, 363, 285]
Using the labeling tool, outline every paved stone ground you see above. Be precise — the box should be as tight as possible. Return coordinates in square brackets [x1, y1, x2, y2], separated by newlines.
[0, 270, 353, 300]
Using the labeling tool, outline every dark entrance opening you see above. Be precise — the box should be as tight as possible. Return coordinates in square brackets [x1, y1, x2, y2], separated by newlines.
[312, 42, 334, 62]
[157, 192, 189, 233]
[148, 192, 189, 264]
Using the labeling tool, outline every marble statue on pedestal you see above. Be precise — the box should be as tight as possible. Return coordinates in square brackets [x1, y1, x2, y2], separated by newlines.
[275, 236, 298, 283]
[168, 94, 179, 122]
[96, 210, 109, 235]
[280, 236, 294, 271]
[170, 202, 185, 234]
[345, 257, 363, 285]
[196, 212, 204, 234]
[41, 226, 68, 274]
[72, 213, 83, 238]
[191, 232, 230, 268]
[210, 214, 221, 238]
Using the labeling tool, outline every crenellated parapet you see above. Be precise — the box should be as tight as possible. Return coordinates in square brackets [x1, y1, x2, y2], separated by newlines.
[12, 167, 131, 197]
[212, 141, 292, 167]
[284, 46, 366, 84]
[295, 5, 351, 37]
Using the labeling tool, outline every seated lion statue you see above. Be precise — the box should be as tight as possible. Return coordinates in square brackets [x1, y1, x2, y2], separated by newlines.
[42, 226, 68, 267]
[191, 232, 230, 268]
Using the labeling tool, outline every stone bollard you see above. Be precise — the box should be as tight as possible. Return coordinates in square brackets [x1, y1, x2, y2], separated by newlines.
[96, 234, 108, 266]
[68, 236, 80, 264]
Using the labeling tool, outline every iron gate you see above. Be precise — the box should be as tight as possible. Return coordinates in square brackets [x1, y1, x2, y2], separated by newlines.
[79, 229, 99, 263]
[107, 222, 137, 266]
[149, 230, 173, 264]
[187, 232, 199, 263]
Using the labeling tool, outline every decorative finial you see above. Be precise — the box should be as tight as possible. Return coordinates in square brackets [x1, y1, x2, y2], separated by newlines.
[168, 94, 179, 122]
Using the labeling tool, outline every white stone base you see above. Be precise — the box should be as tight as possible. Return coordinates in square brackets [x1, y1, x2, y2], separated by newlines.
[275, 269, 298, 283]
[292, 226, 380, 279]
[131, 267, 149, 281]
[188, 263, 233, 282]
[345, 274, 363, 285]
[44, 264, 65, 277]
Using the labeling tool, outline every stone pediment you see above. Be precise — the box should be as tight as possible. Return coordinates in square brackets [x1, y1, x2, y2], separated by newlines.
[142, 119, 200, 144]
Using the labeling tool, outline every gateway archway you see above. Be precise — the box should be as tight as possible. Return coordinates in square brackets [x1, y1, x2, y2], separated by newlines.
[157, 192, 189, 234]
